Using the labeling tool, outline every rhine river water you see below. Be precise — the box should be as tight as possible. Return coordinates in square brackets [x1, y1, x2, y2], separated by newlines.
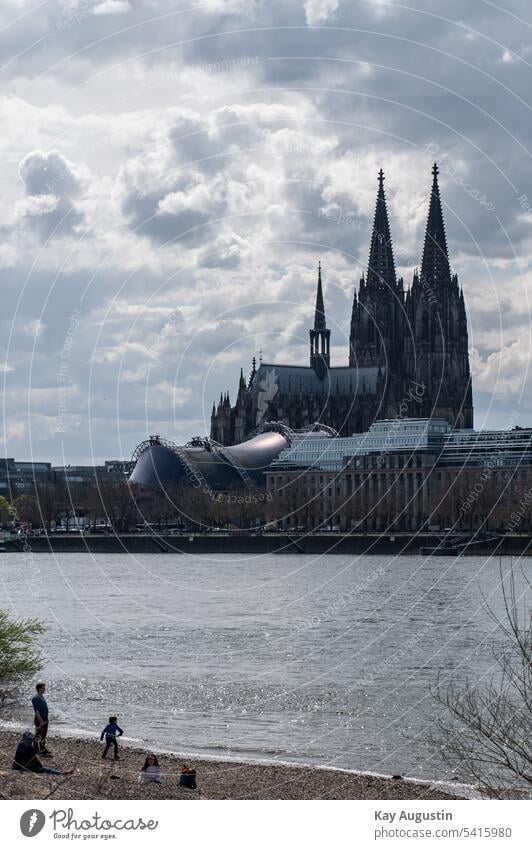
[0, 552, 528, 781]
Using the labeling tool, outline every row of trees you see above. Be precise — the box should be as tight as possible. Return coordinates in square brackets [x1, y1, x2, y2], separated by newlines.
[1, 479, 141, 533]
[2, 464, 532, 535]
[0, 480, 273, 533]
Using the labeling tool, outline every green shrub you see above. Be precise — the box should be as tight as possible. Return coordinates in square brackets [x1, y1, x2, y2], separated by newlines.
[0, 610, 44, 706]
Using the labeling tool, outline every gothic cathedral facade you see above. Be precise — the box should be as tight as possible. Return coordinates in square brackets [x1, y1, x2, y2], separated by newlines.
[211, 164, 473, 445]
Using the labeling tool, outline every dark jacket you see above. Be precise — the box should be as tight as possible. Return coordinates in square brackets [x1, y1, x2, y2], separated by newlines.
[32, 694, 49, 721]
[179, 767, 197, 789]
[12, 741, 44, 773]
[100, 723, 123, 741]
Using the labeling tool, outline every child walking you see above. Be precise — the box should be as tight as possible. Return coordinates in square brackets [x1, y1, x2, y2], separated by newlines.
[100, 715, 123, 760]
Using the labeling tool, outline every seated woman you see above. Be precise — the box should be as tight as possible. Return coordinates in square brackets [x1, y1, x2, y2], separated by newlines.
[12, 731, 73, 776]
[179, 764, 197, 789]
[138, 753, 162, 784]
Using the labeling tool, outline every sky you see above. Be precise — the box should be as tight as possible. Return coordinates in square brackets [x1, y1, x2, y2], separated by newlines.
[1, 0, 532, 463]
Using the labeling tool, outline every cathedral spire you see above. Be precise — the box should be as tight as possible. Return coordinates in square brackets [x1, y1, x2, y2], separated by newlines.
[314, 260, 326, 330]
[421, 163, 451, 287]
[367, 169, 396, 290]
[309, 262, 330, 378]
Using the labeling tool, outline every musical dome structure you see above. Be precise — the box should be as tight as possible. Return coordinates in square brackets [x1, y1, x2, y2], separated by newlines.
[128, 422, 337, 491]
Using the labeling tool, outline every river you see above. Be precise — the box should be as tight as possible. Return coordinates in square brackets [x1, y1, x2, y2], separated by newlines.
[0, 552, 527, 781]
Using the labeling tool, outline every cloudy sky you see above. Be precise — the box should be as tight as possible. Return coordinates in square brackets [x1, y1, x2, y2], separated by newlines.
[1, 0, 532, 463]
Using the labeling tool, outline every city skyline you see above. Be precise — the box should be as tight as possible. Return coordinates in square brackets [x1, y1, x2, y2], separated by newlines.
[1, 1, 531, 464]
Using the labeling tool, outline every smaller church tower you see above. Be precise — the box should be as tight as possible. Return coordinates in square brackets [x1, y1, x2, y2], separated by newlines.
[309, 262, 331, 380]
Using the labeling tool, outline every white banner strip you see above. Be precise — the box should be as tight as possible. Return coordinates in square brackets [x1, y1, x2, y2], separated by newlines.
[1, 799, 530, 848]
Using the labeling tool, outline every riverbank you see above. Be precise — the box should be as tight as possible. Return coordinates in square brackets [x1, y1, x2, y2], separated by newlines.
[4, 531, 531, 555]
[0, 730, 463, 800]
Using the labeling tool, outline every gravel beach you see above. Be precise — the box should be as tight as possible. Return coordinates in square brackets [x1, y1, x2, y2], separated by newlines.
[0, 730, 463, 800]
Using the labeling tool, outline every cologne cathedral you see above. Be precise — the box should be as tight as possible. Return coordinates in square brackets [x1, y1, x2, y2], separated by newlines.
[211, 164, 473, 445]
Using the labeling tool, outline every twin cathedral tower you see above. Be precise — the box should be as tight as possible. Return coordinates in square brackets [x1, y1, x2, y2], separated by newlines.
[211, 164, 473, 445]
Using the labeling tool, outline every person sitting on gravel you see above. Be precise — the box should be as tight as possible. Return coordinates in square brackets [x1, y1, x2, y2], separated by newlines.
[100, 715, 123, 760]
[138, 753, 162, 784]
[179, 765, 197, 790]
[12, 731, 73, 776]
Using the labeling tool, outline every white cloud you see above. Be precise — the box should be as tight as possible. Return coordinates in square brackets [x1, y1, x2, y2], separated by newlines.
[92, 0, 131, 15]
[303, 0, 340, 26]
[23, 319, 46, 338]
[471, 336, 532, 400]
[500, 49, 516, 63]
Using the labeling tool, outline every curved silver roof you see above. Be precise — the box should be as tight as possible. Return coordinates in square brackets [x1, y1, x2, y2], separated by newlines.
[129, 422, 334, 490]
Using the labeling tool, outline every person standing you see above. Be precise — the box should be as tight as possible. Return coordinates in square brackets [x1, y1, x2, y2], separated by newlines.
[100, 715, 123, 760]
[32, 682, 52, 756]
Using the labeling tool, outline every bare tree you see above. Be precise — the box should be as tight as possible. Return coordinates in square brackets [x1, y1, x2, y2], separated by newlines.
[431, 566, 532, 798]
[89, 477, 136, 531]
[11, 493, 39, 526]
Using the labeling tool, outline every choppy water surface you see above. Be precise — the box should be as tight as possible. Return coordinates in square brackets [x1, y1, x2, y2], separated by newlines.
[0, 552, 528, 780]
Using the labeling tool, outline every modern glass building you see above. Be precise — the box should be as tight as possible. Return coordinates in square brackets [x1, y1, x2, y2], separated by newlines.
[269, 418, 449, 472]
[0, 459, 53, 493]
[269, 418, 532, 472]
[266, 418, 532, 533]
[439, 427, 532, 468]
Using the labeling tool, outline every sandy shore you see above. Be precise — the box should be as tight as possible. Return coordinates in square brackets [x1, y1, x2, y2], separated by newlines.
[0, 729, 463, 800]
